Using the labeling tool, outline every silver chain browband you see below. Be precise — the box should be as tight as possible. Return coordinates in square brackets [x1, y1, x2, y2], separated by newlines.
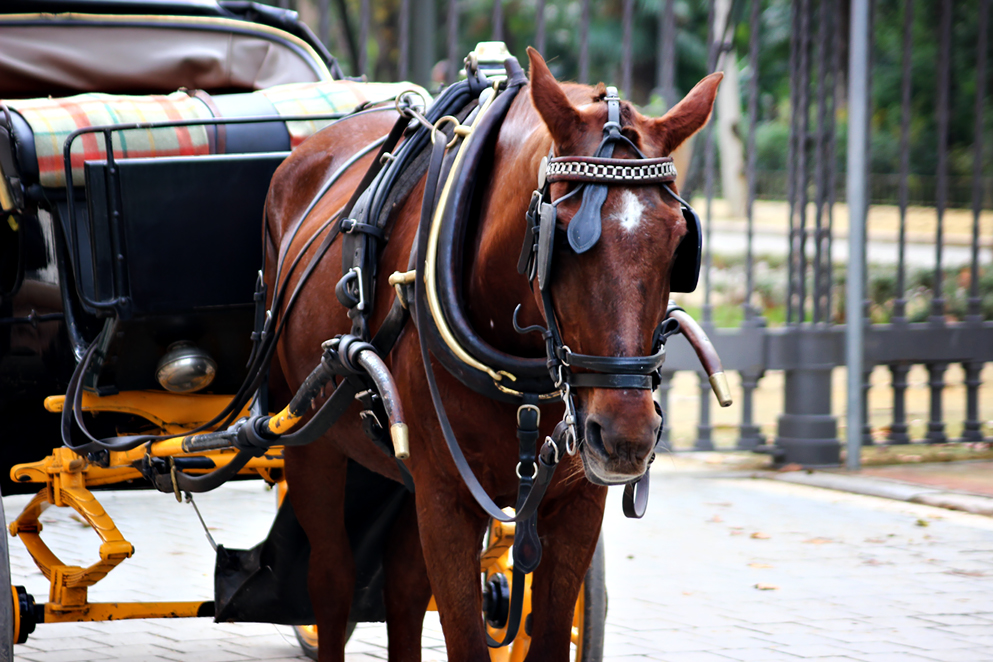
[545, 156, 677, 185]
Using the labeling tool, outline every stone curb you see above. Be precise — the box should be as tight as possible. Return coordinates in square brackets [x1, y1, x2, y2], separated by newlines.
[757, 470, 993, 517]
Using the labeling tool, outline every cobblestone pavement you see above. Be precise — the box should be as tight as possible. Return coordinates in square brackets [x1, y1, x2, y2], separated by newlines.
[6, 467, 993, 661]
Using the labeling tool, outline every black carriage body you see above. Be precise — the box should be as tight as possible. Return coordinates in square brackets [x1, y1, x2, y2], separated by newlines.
[0, 1, 335, 492]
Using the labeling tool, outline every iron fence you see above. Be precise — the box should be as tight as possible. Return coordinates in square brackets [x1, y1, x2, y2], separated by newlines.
[276, 0, 992, 466]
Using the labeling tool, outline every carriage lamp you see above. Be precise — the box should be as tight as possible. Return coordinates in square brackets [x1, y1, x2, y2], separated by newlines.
[156, 341, 217, 393]
[464, 41, 513, 79]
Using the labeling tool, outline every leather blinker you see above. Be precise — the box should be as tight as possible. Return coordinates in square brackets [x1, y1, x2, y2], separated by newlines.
[669, 203, 702, 293]
[536, 201, 556, 290]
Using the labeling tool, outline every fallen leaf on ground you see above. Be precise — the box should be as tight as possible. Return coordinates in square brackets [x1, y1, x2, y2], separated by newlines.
[754, 583, 779, 590]
[865, 538, 885, 543]
[777, 463, 804, 472]
[709, 514, 724, 523]
[915, 519, 930, 527]
[803, 537, 832, 545]
[68, 513, 91, 527]
[751, 532, 771, 539]
[946, 569, 986, 578]
[749, 563, 774, 569]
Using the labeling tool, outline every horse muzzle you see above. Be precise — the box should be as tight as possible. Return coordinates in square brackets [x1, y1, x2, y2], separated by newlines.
[578, 401, 661, 486]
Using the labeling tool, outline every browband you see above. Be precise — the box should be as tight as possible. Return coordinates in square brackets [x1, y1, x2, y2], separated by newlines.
[545, 156, 677, 185]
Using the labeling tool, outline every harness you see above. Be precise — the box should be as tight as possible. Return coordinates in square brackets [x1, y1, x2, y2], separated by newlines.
[512, 87, 701, 489]
[59, 54, 709, 650]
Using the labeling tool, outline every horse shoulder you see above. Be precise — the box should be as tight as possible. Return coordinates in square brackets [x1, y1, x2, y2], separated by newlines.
[266, 113, 399, 246]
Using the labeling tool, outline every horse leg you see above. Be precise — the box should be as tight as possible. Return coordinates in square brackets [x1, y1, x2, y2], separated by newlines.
[523, 485, 607, 662]
[382, 496, 432, 662]
[414, 483, 491, 662]
[285, 444, 354, 662]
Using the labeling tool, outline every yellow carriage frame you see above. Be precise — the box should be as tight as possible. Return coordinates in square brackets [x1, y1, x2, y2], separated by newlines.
[5, 389, 603, 660]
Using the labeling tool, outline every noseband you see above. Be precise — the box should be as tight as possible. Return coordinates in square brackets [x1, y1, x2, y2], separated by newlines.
[516, 86, 696, 444]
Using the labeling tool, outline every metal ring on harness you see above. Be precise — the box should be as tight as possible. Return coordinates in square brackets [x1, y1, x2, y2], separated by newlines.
[395, 89, 430, 119]
[433, 115, 470, 149]
[515, 461, 537, 479]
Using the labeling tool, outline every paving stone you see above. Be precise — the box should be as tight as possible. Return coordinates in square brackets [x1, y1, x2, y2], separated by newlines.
[706, 649, 807, 661]
[842, 654, 945, 662]
[914, 613, 993, 626]
[768, 644, 858, 658]
[15, 649, 109, 662]
[906, 649, 993, 662]
[835, 640, 939, 655]
[83, 644, 184, 659]
[8, 474, 993, 661]
[657, 652, 761, 662]
[157, 650, 252, 662]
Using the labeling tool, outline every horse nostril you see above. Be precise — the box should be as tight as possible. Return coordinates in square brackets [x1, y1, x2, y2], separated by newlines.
[585, 419, 610, 454]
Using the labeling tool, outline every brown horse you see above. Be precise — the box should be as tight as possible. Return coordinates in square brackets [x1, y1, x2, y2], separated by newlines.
[264, 48, 721, 662]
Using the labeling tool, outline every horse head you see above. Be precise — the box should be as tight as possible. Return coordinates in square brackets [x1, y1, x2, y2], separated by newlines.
[527, 48, 722, 486]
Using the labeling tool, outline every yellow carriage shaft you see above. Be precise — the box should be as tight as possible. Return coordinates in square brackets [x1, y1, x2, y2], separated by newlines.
[7, 389, 291, 628]
[24, 390, 292, 486]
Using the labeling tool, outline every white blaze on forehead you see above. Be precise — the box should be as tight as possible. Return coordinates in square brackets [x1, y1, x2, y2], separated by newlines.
[614, 190, 645, 233]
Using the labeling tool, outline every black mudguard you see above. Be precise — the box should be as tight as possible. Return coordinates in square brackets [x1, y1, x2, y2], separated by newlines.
[214, 460, 411, 625]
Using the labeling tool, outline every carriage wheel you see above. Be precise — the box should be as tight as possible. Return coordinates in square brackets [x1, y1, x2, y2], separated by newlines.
[0, 493, 14, 662]
[292, 621, 355, 660]
[573, 532, 607, 661]
[486, 529, 607, 662]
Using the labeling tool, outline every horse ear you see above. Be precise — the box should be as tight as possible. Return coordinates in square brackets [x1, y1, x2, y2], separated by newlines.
[528, 46, 583, 148]
[652, 72, 724, 155]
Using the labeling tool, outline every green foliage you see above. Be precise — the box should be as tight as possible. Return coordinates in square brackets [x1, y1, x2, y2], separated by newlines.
[753, 121, 790, 171]
[294, 0, 990, 200]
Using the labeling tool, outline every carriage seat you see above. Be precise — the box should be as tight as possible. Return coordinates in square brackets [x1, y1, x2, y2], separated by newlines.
[0, 80, 427, 197]
[0, 80, 427, 392]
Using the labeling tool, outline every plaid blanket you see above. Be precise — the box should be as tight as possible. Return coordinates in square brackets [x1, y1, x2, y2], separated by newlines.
[6, 91, 212, 188]
[4, 82, 430, 187]
[257, 80, 430, 148]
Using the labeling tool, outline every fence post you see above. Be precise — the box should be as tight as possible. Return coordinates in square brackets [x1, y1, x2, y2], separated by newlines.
[771, 0, 840, 468]
[410, 0, 435, 87]
[845, 0, 870, 471]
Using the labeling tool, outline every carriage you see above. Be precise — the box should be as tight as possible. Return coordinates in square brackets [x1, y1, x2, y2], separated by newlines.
[0, 2, 731, 660]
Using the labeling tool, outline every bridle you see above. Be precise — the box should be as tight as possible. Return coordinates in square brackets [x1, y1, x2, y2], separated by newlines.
[516, 86, 695, 453]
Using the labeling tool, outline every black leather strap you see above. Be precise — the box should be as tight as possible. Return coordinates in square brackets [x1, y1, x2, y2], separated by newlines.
[485, 565, 527, 648]
[567, 373, 654, 390]
[622, 471, 650, 518]
[338, 217, 385, 239]
[561, 346, 666, 374]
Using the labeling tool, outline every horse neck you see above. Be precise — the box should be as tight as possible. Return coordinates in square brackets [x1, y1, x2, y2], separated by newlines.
[464, 94, 552, 356]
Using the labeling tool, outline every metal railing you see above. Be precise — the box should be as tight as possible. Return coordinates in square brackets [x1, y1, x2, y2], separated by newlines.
[276, 0, 991, 466]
